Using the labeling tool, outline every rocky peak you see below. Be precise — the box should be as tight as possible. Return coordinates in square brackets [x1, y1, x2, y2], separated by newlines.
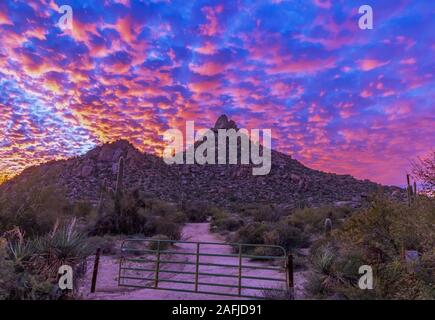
[101, 139, 134, 151]
[0, 116, 406, 208]
[213, 114, 238, 131]
[85, 139, 139, 162]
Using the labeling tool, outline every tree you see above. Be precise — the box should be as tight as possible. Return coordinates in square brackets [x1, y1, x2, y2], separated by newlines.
[412, 151, 435, 195]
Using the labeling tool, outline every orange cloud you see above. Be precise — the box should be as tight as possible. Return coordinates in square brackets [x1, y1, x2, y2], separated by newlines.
[358, 59, 390, 71]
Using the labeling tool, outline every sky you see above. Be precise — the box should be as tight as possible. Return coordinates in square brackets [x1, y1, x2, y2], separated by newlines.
[0, 0, 434, 186]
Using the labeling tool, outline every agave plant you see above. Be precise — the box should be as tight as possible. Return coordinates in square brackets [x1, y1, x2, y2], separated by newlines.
[3, 227, 36, 268]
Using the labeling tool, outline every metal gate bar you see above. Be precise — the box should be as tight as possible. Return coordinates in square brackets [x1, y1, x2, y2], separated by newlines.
[118, 238, 291, 299]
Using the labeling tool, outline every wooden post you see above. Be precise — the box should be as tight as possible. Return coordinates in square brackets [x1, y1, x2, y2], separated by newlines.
[406, 174, 411, 207]
[90, 248, 101, 293]
[154, 241, 161, 288]
[194, 243, 200, 292]
[401, 243, 405, 261]
[287, 254, 295, 299]
[413, 181, 417, 201]
[117, 256, 123, 287]
[238, 244, 243, 297]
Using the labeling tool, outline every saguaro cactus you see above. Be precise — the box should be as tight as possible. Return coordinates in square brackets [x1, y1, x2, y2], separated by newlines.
[324, 212, 333, 235]
[115, 156, 125, 196]
[114, 156, 125, 215]
[406, 174, 412, 206]
[97, 178, 107, 217]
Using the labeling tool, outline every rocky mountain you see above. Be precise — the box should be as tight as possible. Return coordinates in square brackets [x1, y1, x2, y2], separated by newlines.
[0, 115, 404, 208]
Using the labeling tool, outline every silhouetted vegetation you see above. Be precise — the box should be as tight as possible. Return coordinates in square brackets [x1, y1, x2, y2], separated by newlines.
[306, 196, 435, 299]
[0, 220, 91, 300]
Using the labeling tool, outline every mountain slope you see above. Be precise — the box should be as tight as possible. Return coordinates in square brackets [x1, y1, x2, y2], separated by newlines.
[0, 116, 404, 208]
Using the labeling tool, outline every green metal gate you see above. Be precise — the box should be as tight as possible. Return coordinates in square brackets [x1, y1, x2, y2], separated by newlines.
[118, 238, 293, 299]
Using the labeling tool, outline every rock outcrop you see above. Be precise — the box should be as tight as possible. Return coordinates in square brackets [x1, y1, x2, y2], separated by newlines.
[0, 116, 405, 208]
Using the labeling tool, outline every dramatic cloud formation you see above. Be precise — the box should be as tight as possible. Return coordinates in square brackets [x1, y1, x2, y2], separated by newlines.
[0, 0, 434, 186]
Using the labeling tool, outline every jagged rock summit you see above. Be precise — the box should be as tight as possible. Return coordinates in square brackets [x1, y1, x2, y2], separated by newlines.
[213, 114, 238, 131]
[1, 116, 404, 208]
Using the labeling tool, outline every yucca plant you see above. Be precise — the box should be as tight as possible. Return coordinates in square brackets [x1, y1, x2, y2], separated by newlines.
[311, 245, 336, 276]
[3, 227, 36, 269]
[32, 218, 91, 280]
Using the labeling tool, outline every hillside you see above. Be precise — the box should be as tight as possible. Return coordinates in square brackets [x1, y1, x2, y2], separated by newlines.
[0, 115, 404, 208]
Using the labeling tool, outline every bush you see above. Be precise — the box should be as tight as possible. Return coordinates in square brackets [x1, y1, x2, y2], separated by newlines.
[274, 224, 310, 249]
[182, 201, 217, 222]
[152, 217, 181, 240]
[249, 205, 281, 222]
[233, 218, 310, 255]
[91, 192, 183, 240]
[72, 201, 93, 218]
[87, 236, 118, 255]
[0, 185, 71, 237]
[306, 196, 435, 299]
[32, 219, 92, 279]
[287, 206, 350, 235]
[148, 234, 171, 251]
[212, 216, 244, 232]
[262, 288, 293, 300]
[234, 222, 269, 248]
[0, 220, 90, 300]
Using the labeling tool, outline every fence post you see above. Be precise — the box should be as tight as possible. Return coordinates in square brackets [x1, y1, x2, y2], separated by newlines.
[117, 256, 124, 287]
[287, 254, 295, 299]
[154, 241, 161, 288]
[90, 248, 101, 293]
[195, 243, 200, 292]
[238, 244, 243, 296]
[407, 174, 412, 206]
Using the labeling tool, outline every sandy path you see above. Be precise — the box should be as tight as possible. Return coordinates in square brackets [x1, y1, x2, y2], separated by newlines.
[78, 223, 306, 300]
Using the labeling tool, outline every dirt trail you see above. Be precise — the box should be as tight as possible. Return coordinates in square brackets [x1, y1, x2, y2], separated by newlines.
[78, 223, 307, 300]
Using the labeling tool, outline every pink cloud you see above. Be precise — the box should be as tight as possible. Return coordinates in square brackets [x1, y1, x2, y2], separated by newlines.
[358, 59, 390, 71]
[199, 5, 224, 36]
[267, 57, 336, 75]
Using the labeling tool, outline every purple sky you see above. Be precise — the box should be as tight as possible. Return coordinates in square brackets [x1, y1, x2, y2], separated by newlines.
[0, 0, 434, 186]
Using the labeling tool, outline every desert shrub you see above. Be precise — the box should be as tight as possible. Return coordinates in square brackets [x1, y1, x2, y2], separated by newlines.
[214, 217, 243, 232]
[0, 237, 16, 299]
[306, 244, 339, 298]
[0, 185, 71, 237]
[151, 217, 181, 240]
[182, 201, 217, 222]
[251, 205, 280, 222]
[292, 251, 308, 270]
[242, 205, 286, 223]
[172, 211, 188, 224]
[149, 200, 177, 217]
[306, 196, 435, 299]
[31, 219, 91, 279]
[87, 236, 118, 255]
[92, 190, 183, 240]
[148, 234, 171, 251]
[262, 287, 293, 300]
[72, 201, 93, 218]
[234, 222, 269, 248]
[0, 261, 61, 300]
[274, 224, 310, 249]
[0, 220, 90, 300]
[233, 218, 310, 255]
[92, 190, 149, 236]
[288, 206, 351, 234]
